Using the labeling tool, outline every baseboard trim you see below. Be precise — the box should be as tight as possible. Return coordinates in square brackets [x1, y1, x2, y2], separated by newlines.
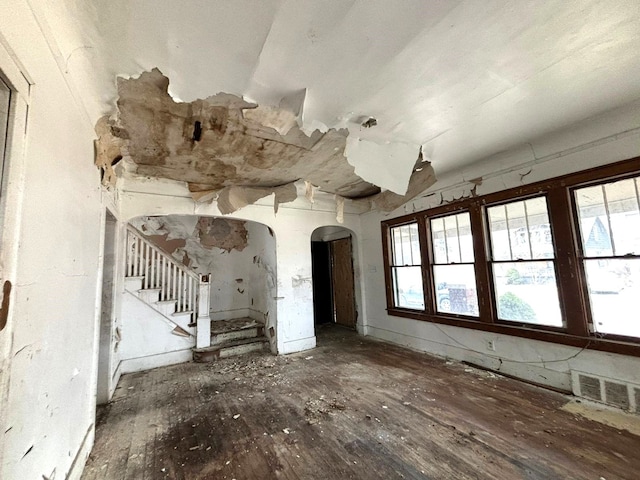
[281, 336, 316, 354]
[120, 349, 193, 374]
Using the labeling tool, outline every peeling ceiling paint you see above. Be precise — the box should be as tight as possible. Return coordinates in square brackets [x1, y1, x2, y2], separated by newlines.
[96, 69, 435, 214]
[41, 0, 640, 186]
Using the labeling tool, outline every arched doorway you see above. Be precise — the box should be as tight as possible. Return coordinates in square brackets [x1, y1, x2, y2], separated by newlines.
[311, 227, 357, 329]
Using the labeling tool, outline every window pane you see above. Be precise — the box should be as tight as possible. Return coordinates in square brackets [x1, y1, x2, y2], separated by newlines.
[488, 197, 553, 261]
[585, 258, 640, 338]
[576, 178, 640, 257]
[430, 212, 474, 264]
[433, 264, 478, 316]
[391, 223, 421, 266]
[392, 227, 403, 265]
[409, 223, 421, 264]
[488, 205, 510, 261]
[457, 212, 474, 263]
[493, 261, 562, 326]
[393, 266, 424, 309]
[431, 217, 447, 263]
[444, 215, 461, 263]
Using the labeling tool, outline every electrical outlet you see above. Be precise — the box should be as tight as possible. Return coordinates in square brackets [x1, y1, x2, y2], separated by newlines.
[486, 340, 496, 351]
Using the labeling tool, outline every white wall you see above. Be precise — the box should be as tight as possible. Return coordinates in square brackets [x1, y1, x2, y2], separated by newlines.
[0, 3, 104, 479]
[119, 183, 362, 355]
[359, 101, 640, 393]
[119, 291, 194, 373]
[246, 221, 277, 348]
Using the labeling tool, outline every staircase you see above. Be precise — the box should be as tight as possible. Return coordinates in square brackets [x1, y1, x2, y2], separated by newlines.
[193, 317, 270, 362]
[125, 226, 270, 362]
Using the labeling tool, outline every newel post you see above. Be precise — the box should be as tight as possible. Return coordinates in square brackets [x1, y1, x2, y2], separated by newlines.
[196, 274, 211, 348]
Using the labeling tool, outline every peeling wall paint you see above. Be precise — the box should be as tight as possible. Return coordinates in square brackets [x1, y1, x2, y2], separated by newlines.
[196, 217, 248, 253]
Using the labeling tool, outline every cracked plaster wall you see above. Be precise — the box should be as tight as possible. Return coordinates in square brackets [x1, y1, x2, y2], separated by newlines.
[0, 3, 104, 479]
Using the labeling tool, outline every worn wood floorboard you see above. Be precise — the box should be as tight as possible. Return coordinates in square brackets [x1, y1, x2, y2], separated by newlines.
[83, 324, 640, 479]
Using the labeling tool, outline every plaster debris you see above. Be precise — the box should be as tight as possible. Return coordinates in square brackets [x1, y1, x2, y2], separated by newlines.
[351, 161, 436, 213]
[96, 69, 380, 202]
[172, 326, 190, 337]
[196, 217, 248, 252]
[215, 183, 297, 215]
[304, 181, 315, 204]
[336, 195, 345, 224]
[94, 116, 127, 188]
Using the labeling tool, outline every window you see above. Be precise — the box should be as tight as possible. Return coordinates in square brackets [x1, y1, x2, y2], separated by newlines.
[389, 223, 424, 309]
[430, 212, 478, 316]
[574, 175, 640, 338]
[382, 156, 640, 357]
[487, 197, 563, 327]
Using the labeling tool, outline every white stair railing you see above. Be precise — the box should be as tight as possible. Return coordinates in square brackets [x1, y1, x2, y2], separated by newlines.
[125, 226, 210, 333]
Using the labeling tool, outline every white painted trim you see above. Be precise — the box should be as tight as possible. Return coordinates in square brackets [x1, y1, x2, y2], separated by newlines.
[0, 33, 31, 96]
[120, 349, 193, 374]
[281, 336, 316, 355]
[66, 425, 95, 480]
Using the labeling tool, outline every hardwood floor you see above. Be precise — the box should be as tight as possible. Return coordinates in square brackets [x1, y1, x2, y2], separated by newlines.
[83, 324, 640, 479]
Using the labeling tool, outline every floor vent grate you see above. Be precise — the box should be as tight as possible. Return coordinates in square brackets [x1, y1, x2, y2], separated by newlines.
[578, 374, 602, 402]
[604, 381, 630, 410]
[572, 371, 639, 414]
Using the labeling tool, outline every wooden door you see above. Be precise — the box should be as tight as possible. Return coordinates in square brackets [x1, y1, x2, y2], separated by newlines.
[330, 237, 356, 328]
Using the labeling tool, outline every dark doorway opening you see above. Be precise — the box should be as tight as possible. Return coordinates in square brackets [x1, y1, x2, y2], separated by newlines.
[311, 229, 357, 330]
[311, 241, 333, 325]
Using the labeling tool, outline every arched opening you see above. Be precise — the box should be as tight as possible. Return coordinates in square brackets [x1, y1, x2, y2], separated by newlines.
[118, 215, 277, 372]
[311, 226, 358, 332]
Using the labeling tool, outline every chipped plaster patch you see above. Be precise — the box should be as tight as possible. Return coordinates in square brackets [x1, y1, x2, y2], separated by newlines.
[196, 218, 248, 253]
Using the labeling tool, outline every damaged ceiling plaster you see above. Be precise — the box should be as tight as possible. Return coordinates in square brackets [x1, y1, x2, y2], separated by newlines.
[95, 69, 435, 215]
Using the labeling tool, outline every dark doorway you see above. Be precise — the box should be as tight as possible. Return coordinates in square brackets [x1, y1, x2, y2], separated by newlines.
[311, 232, 357, 330]
[311, 241, 333, 324]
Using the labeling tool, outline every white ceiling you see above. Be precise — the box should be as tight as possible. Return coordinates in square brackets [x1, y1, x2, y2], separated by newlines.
[36, 0, 640, 190]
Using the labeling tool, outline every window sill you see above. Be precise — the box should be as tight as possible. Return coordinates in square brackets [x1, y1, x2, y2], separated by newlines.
[386, 307, 640, 357]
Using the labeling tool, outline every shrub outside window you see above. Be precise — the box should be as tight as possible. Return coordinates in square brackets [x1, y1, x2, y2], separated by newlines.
[486, 196, 563, 327]
[574, 175, 640, 338]
[389, 223, 424, 310]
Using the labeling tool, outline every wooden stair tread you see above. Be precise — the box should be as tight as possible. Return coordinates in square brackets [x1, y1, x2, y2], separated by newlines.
[210, 317, 264, 334]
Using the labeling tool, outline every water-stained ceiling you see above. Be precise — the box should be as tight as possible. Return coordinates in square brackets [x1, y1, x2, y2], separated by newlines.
[34, 0, 640, 208]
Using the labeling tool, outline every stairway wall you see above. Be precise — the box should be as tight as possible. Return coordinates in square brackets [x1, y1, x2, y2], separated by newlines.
[129, 216, 276, 323]
[119, 291, 194, 374]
